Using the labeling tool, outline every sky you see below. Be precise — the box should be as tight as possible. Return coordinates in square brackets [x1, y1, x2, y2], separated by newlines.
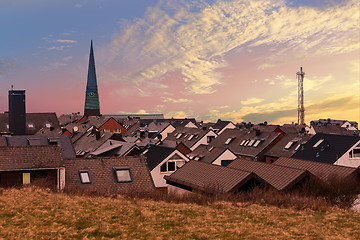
[1, 0, 359, 125]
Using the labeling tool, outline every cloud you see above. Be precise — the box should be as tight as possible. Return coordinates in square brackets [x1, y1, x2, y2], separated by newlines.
[161, 97, 192, 103]
[104, 0, 359, 94]
[74, 4, 83, 8]
[56, 39, 77, 43]
[0, 60, 15, 75]
[241, 97, 264, 105]
[164, 111, 190, 118]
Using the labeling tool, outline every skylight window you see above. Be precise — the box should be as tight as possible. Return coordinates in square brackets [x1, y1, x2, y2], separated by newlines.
[45, 123, 52, 128]
[313, 139, 324, 148]
[240, 140, 246, 146]
[252, 140, 262, 148]
[243, 140, 250, 146]
[188, 134, 194, 141]
[247, 139, 255, 147]
[113, 167, 132, 182]
[294, 144, 301, 151]
[208, 146, 214, 152]
[27, 123, 35, 129]
[79, 170, 91, 184]
[176, 133, 183, 139]
[142, 149, 149, 155]
[284, 141, 294, 150]
[224, 137, 233, 145]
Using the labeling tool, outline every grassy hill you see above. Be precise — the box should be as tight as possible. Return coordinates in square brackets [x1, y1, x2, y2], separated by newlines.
[0, 187, 359, 239]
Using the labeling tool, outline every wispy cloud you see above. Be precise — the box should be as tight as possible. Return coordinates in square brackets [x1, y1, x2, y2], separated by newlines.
[56, 39, 77, 43]
[104, 0, 359, 94]
[0, 60, 16, 75]
[241, 97, 264, 105]
[161, 97, 192, 103]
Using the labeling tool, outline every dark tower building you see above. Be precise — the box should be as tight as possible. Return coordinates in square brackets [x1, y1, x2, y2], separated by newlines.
[84, 40, 100, 116]
[9, 89, 26, 135]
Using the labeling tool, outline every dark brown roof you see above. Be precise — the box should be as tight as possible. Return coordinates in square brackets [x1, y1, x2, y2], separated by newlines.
[208, 128, 282, 158]
[312, 125, 359, 136]
[188, 144, 229, 164]
[0, 145, 63, 170]
[63, 156, 155, 194]
[265, 133, 313, 158]
[228, 158, 310, 191]
[165, 126, 214, 149]
[274, 157, 360, 183]
[165, 160, 259, 193]
[73, 131, 115, 157]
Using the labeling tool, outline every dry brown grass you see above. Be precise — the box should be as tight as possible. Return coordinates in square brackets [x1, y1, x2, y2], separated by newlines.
[0, 186, 359, 239]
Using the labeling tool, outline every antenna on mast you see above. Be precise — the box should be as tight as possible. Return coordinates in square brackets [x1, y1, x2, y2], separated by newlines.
[297, 67, 305, 125]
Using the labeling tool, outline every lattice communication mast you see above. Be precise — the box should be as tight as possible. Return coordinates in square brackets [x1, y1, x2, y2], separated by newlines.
[297, 67, 305, 125]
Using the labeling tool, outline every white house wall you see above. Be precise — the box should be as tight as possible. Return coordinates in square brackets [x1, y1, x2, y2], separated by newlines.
[190, 130, 217, 151]
[217, 122, 236, 135]
[160, 125, 175, 140]
[212, 149, 238, 166]
[334, 140, 360, 168]
[150, 150, 189, 188]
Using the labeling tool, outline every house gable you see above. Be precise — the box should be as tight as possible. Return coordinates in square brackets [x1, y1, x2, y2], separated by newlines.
[98, 117, 127, 134]
[212, 148, 238, 166]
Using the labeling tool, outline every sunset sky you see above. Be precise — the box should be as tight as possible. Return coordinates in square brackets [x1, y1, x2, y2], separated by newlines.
[1, 0, 359, 125]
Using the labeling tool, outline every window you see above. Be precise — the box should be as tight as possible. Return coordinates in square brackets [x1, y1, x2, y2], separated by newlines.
[45, 123, 52, 128]
[252, 140, 262, 148]
[176, 133, 183, 139]
[243, 140, 250, 146]
[79, 170, 91, 184]
[22, 173, 30, 185]
[103, 129, 110, 133]
[247, 139, 255, 147]
[207, 136, 215, 143]
[27, 138, 41, 145]
[240, 140, 246, 146]
[284, 141, 294, 150]
[313, 139, 324, 148]
[221, 160, 234, 166]
[113, 167, 132, 182]
[225, 137, 234, 145]
[27, 123, 35, 129]
[188, 134, 194, 141]
[160, 160, 185, 173]
[349, 143, 360, 158]
[208, 146, 214, 152]
[114, 129, 122, 133]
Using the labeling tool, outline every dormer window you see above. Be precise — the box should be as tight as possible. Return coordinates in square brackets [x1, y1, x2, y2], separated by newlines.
[349, 143, 360, 158]
[45, 123, 52, 128]
[27, 123, 35, 129]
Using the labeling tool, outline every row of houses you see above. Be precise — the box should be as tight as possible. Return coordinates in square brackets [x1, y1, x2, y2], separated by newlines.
[1, 112, 359, 195]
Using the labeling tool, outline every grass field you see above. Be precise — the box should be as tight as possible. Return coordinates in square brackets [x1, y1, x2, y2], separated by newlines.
[0, 187, 359, 239]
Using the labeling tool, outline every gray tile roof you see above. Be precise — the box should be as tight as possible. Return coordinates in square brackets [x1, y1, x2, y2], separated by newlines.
[312, 125, 359, 136]
[274, 157, 360, 183]
[64, 156, 155, 195]
[0, 145, 63, 170]
[291, 133, 360, 164]
[73, 131, 116, 157]
[4, 135, 76, 159]
[0, 112, 60, 135]
[228, 158, 310, 191]
[165, 160, 259, 193]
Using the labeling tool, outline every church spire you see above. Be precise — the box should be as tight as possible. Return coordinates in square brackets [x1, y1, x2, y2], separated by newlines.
[84, 40, 100, 116]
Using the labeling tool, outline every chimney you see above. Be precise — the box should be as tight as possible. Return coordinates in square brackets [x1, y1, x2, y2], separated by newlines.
[255, 129, 260, 136]
[95, 130, 101, 140]
[8, 89, 26, 135]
